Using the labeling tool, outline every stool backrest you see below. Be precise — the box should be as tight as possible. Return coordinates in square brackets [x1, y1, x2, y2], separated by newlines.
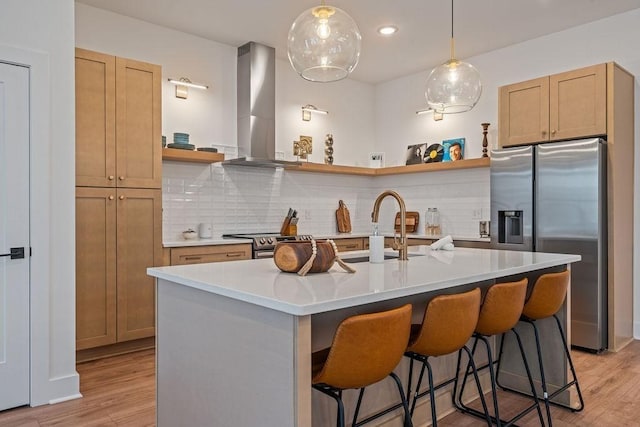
[312, 304, 412, 389]
[522, 270, 570, 320]
[476, 278, 528, 336]
[407, 288, 481, 356]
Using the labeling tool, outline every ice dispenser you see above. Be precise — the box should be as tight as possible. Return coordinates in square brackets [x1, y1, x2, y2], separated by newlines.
[498, 210, 524, 244]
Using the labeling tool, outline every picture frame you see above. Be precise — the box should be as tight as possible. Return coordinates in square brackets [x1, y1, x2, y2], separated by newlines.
[442, 138, 465, 162]
[405, 143, 426, 165]
[369, 152, 385, 168]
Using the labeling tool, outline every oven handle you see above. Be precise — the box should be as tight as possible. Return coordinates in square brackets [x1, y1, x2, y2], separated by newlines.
[254, 251, 274, 259]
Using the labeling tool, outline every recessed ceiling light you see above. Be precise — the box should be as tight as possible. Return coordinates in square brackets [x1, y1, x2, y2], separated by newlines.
[377, 25, 398, 36]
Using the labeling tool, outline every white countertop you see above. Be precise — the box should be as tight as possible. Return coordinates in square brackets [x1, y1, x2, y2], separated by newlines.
[163, 234, 489, 248]
[148, 247, 580, 316]
[163, 237, 252, 247]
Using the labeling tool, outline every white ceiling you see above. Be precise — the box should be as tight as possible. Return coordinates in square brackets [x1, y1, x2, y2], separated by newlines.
[75, 0, 640, 84]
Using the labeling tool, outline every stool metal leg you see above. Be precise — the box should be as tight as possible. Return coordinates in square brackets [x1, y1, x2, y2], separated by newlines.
[552, 314, 585, 411]
[497, 316, 585, 416]
[458, 332, 545, 427]
[452, 346, 492, 426]
[389, 372, 414, 427]
[313, 384, 346, 427]
[352, 388, 366, 426]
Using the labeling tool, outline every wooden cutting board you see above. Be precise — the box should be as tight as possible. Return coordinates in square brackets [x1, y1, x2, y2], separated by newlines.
[395, 211, 419, 233]
[336, 200, 352, 233]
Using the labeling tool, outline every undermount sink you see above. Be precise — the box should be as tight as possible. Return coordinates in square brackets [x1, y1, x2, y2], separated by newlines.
[343, 253, 424, 263]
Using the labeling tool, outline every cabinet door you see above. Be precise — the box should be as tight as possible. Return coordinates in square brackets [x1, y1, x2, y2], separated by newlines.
[499, 76, 549, 147]
[116, 189, 162, 342]
[170, 244, 252, 265]
[76, 187, 117, 350]
[75, 49, 116, 187]
[115, 57, 162, 189]
[550, 64, 606, 141]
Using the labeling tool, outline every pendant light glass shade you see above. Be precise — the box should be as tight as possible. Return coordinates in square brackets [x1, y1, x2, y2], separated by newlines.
[425, 59, 482, 113]
[425, 0, 482, 113]
[287, 4, 362, 82]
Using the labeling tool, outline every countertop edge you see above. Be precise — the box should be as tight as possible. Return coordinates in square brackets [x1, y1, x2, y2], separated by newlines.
[148, 249, 581, 316]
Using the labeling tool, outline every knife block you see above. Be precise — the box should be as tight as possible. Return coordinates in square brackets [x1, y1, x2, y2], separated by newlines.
[282, 224, 297, 236]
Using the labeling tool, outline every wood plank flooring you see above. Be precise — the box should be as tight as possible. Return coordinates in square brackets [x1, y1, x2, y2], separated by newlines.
[0, 340, 638, 426]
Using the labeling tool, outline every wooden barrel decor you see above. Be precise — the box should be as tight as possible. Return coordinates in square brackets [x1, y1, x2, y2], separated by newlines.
[274, 240, 336, 274]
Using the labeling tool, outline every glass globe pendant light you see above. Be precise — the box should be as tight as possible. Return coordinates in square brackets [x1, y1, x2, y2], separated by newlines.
[287, 1, 362, 82]
[425, 0, 482, 113]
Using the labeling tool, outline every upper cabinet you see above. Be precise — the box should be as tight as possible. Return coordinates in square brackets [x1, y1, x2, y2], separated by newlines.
[499, 63, 606, 147]
[76, 48, 162, 188]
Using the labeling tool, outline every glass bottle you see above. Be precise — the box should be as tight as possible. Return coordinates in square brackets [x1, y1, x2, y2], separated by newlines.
[425, 208, 441, 237]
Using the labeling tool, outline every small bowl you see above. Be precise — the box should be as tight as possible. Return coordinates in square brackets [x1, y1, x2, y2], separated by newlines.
[182, 230, 198, 240]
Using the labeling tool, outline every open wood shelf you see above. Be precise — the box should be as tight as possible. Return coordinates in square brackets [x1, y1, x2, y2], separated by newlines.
[290, 157, 490, 176]
[162, 148, 225, 164]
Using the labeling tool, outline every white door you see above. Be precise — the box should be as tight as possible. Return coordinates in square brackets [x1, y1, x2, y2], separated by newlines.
[0, 61, 30, 411]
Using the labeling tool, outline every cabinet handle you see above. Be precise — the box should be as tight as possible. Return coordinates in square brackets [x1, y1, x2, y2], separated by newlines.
[541, 130, 546, 136]
[119, 195, 125, 200]
[118, 176, 125, 180]
[345, 244, 358, 249]
[108, 195, 114, 200]
[108, 175, 115, 180]
[184, 256, 202, 261]
[226, 253, 242, 258]
[551, 129, 556, 135]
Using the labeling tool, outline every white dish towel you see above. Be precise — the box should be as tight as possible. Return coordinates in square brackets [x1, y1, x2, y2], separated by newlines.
[431, 235, 455, 251]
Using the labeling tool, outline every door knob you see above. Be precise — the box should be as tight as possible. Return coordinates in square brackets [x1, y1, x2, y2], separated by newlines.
[0, 247, 25, 259]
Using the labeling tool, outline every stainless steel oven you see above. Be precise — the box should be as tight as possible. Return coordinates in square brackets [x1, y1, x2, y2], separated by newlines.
[222, 233, 313, 259]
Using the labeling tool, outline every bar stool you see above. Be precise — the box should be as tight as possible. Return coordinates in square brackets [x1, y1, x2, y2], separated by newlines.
[497, 270, 585, 426]
[457, 279, 545, 426]
[312, 304, 414, 427]
[404, 287, 491, 426]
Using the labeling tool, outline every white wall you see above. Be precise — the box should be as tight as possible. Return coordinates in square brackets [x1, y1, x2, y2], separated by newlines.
[75, 3, 376, 167]
[375, 9, 640, 337]
[0, 0, 79, 405]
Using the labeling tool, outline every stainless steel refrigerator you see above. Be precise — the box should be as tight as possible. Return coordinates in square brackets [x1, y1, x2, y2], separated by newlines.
[490, 138, 607, 352]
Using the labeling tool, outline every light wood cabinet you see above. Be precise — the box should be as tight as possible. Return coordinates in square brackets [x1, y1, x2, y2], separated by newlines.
[76, 188, 117, 350]
[499, 63, 606, 147]
[76, 48, 163, 353]
[76, 48, 162, 189]
[170, 244, 252, 265]
[116, 189, 163, 342]
[76, 188, 162, 349]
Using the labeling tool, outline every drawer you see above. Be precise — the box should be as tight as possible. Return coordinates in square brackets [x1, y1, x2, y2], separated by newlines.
[332, 238, 364, 252]
[170, 244, 252, 265]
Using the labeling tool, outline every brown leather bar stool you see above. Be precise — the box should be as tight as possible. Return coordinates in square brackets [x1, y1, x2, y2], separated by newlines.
[457, 279, 545, 427]
[312, 304, 414, 427]
[497, 270, 585, 426]
[404, 288, 491, 426]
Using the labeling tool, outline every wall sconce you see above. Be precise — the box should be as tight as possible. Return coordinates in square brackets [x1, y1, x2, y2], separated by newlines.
[301, 104, 328, 121]
[416, 108, 444, 121]
[168, 77, 209, 99]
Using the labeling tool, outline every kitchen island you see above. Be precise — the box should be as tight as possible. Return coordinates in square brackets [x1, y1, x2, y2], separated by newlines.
[147, 247, 580, 426]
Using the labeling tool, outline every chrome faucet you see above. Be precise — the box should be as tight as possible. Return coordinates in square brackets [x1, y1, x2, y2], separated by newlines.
[371, 190, 408, 261]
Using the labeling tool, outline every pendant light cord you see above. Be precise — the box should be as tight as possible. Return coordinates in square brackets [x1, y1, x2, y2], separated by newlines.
[450, 0, 455, 60]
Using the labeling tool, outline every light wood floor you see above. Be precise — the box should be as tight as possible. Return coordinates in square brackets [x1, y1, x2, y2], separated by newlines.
[0, 340, 638, 426]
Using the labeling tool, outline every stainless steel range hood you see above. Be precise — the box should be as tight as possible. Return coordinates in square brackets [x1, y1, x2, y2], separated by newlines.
[223, 42, 300, 168]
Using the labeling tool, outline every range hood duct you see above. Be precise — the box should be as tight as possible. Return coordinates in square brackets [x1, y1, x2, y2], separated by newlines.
[224, 42, 300, 168]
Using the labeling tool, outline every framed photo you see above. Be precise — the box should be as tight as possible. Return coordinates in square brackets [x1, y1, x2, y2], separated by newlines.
[405, 143, 426, 165]
[442, 138, 465, 162]
[369, 152, 385, 168]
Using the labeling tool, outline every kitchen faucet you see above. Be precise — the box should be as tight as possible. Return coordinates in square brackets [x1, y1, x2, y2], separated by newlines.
[371, 190, 408, 261]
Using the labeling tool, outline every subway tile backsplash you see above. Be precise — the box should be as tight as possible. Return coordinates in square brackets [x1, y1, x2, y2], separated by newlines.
[162, 162, 490, 241]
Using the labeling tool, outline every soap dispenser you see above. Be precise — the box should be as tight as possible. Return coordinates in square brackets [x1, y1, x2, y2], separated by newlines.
[369, 223, 385, 263]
